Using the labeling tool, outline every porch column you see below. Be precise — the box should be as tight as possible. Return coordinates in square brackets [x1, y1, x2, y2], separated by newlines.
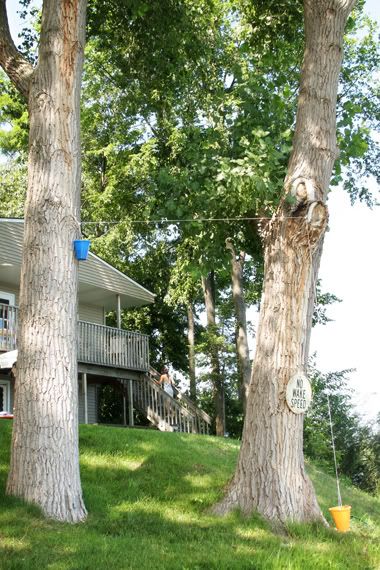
[116, 294, 121, 329]
[83, 372, 88, 424]
[117, 296, 124, 425]
[128, 379, 134, 427]
[123, 380, 127, 426]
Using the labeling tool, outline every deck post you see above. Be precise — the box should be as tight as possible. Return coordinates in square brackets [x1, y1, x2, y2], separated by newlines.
[83, 372, 88, 424]
[123, 388, 127, 427]
[128, 379, 134, 427]
[116, 294, 121, 329]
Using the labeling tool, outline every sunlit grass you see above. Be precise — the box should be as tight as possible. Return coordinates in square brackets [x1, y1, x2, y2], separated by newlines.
[0, 421, 379, 569]
[81, 452, 144, 471]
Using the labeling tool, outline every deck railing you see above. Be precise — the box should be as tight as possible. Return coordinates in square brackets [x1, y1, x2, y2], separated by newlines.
[78, 321, 149, 371]
[0, 304, 149, 372]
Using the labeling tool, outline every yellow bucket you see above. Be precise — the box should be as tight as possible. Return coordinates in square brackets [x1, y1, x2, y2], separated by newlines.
[329, 505, 351, 532]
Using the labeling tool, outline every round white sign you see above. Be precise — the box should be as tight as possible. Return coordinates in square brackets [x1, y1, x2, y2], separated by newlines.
[286, 373, 312, 414]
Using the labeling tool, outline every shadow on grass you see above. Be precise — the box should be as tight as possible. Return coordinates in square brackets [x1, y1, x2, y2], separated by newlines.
[1, 423, 379, 570]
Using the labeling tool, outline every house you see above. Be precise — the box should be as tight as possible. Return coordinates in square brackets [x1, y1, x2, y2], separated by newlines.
[0, 219, 210, 433]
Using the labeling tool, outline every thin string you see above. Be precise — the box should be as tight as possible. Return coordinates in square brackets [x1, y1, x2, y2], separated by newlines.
[307, 223, 342, 506]
[79, 215, 307, 225]
[327, 394, 343, 507]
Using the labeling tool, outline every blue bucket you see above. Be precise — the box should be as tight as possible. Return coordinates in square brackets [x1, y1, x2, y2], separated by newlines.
[73, 239, 91, 261]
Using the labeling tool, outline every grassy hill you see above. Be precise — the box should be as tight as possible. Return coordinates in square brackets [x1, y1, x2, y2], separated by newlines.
[0, 422, 379, 569]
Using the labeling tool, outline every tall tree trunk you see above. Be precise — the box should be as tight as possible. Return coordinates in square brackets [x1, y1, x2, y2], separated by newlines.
[1, 0, 88, 522]
[187, 303, 196, 402]
[202, 272, 225, 436]
[226, 239, 251, 411]
[214, 0, 355, 523]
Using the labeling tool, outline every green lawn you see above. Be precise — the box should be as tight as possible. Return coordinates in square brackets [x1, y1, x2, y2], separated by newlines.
[0, 422, 379, 569]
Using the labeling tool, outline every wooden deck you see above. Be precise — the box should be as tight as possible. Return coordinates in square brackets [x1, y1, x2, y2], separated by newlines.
[0, 303, 149, 372]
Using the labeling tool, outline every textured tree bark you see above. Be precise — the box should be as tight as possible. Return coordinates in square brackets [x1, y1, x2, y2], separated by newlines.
[0, 0, 88, 522]
[187, 304, 197, 402]
[202, 272, 225, 436]
[214, 0, 356, 523]
[226, 240, 251, 411]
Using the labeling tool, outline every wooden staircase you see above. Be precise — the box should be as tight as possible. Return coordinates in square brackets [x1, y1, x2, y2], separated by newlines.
[131, 369, 211, 434]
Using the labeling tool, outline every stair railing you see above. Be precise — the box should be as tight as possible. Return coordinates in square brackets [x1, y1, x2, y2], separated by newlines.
[133, 370, 211, 434]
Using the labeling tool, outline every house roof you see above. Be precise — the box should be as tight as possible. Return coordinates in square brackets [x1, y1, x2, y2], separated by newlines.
[0, 219, 155, 310]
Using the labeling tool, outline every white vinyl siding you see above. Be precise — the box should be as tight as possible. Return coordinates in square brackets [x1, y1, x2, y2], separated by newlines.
[0, 286, 105, 325]
[78, 380, 98, 424]
[78, 304, 104, 325]
[87, 385, 98, 424]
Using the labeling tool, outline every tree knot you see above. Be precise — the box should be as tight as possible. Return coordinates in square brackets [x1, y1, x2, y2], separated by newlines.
[305, 201, 328, 249]
[287, 177, 323, 213]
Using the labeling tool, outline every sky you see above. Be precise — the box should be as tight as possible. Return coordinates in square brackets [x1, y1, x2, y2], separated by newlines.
[310, 189, 379, 421]
[4, 1, 380, 422]
[310, 0, 380, 422]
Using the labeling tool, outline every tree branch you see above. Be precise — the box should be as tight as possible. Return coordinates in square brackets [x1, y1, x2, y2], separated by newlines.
[0, 0, 33, 98]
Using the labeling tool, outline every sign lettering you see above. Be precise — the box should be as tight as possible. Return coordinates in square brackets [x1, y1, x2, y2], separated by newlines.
[286, 373, 312, 414]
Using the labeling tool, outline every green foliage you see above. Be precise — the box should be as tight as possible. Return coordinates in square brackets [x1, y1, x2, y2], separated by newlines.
[334, 11, 380, 204]
[97, 384, 124, 425]
[86, 0, 227, 117]
[0, 160, 27, 218]
[0, 72, 29, 156]
[0, 422, 380, 569]
[78, 2, 379, 400]
[313, 281, 342, 327]
[99, 235, 190, 373]
[195, 289, 246, 437]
